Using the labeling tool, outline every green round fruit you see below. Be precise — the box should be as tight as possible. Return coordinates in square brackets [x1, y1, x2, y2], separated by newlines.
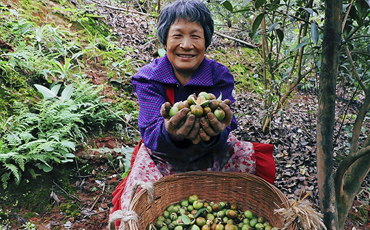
[230, 203, 238, 210]
[209, 99, 220, 111]
[155, 220, 164, 228]
[169, 106, 179, 117]
[257, 216, 265, 223]
[206, 213, 215, 221]
[195, 217, 206, 227]
[193, 200, 204, 210]
[241, 225, 252, 230]
[215, 223, 225, 230]
[244, 210, 254, 219]
[212, 203, 221, 211]
[208, 93, 216, 100]
[203, 106, 212, 116]
[177, 101, 185, 110]
[242, 218, 250, 225]
[180, 199, 189, 207]
[255, 223, 264, 230]
[202, 224, 211, 230]
[198, 91, 209, 100]
[219, 202, 226, 209]
[168, 223, 176, 230]
[170, 213, 178, 221]
[165, 218, 172, 225]
[249, 218, 258, 227]
[226, 209, 238, 219]
[224, 223, 237, 230]
[163, 211, 170, 219]
[191, 105, 204, 118]
[214, 108, 225, 121]
[217, 210, 225, 218]
[188, 194, 198, 204]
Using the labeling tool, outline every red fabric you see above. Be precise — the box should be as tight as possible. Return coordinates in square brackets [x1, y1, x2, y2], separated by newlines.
[111, 139, 143, 228]
[166, 86, 175, 105]
[253, 142, 275, 184]
[166, 87, 204, 106]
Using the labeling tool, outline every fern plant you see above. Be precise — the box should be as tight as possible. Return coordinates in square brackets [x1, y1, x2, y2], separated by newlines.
[0, 80, 126, 189]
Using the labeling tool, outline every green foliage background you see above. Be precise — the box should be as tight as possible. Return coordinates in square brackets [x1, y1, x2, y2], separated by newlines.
[0, 0, 142, 190]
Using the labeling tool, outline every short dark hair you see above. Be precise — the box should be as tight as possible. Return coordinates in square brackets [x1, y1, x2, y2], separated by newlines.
[157, 0, 214, 49]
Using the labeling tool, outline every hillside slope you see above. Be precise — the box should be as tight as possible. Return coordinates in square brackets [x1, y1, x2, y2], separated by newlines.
[1, 0, 370, 229]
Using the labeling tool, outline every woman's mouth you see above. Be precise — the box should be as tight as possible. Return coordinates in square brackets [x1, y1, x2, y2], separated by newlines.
[177, 54, 195, 58]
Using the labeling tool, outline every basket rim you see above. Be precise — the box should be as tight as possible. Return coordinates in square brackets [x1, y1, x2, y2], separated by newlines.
[129, 171, 290, 209]
[127, 172, 294, 230]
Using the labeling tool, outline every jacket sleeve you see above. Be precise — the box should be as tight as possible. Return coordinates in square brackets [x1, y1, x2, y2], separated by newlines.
[132, 74, 190, 153]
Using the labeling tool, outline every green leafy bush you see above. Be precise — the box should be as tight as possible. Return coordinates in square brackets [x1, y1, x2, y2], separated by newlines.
[0, 80, 128, 189]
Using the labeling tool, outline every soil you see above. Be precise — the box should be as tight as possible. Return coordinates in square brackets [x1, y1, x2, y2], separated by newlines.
[1, 0, 370, 229]
[3, 89, 370, 230]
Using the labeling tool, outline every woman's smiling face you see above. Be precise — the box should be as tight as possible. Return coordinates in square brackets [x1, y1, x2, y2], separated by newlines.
[165, 18, 206, 79]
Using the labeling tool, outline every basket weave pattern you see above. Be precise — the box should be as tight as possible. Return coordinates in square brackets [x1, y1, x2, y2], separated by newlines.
[128, 171, 295, 230]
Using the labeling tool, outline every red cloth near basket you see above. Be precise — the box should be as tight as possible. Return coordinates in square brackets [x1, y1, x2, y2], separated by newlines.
[110, 139, 143, 228]
[253, 142, 275, 184]
[110, 140, 275, 227]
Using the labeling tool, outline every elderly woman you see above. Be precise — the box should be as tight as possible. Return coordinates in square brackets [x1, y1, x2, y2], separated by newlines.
[110, 0, 275, 228]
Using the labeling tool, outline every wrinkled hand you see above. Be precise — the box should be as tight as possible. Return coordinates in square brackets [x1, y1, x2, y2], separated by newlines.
[198, 99, 233, 142]
[161, 102, 201, 144]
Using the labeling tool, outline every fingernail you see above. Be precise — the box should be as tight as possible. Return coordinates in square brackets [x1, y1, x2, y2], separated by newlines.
[181, 108, 189, 114]
[188, 115, 195, 121]
[202, 118, 208, 125]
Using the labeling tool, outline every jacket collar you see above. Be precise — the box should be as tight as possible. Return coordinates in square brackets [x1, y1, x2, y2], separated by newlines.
[153, 55, 214, 87]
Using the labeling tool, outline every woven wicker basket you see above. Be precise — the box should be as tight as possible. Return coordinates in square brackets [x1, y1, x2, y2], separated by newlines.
[128, 171, 296, 230]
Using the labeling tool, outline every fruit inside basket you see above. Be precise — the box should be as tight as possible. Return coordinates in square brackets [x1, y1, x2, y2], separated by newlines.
[127, 171, 297, 230]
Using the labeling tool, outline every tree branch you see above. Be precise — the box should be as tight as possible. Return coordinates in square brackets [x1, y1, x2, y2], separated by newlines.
[341, 0, 355, 33]
[274, 10, 324, 31]
[346, 35, 370, 42]
[214, 31, 258, 49]
[335, 146, 370, 225]
[335, 145, 370, 196]
[104, 106, 141, 135]
[343, 45, 367, 93]
[87, 0, 155, 17]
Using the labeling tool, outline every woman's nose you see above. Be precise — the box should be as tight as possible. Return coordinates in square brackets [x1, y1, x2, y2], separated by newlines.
[180, 36, 193, 49]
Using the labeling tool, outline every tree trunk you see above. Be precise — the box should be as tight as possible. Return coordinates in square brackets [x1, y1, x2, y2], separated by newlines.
[336, 90, 370, 228]
[317, 0, 342, 229]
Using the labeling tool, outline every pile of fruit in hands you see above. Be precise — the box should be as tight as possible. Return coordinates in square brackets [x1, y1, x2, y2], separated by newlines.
[147, 194, 279, 230]
[168, 92, 228, 122]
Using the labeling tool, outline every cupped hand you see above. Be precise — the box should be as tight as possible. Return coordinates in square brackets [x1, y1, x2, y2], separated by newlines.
[161, 102, 201, 144]
[198, 99, 233, 142]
